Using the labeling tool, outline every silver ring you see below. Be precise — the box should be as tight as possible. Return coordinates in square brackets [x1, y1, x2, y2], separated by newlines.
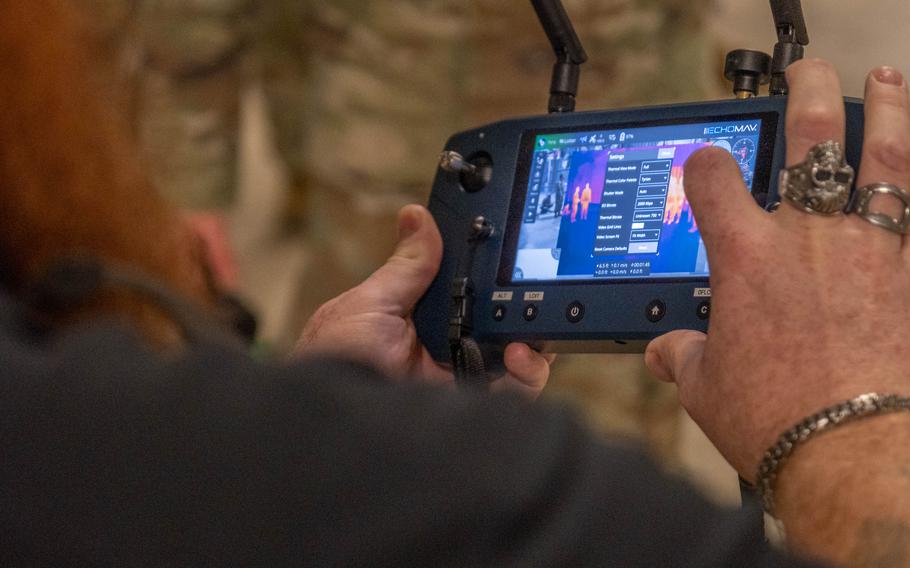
[846, 183, 910, 235]
[778, 141, 855, 215]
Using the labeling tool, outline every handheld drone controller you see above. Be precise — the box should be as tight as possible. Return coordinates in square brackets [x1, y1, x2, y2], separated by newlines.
[413, 0, 866, 380]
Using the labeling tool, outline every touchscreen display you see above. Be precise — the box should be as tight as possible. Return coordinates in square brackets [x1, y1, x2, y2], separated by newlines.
[510, 118, 766, 282]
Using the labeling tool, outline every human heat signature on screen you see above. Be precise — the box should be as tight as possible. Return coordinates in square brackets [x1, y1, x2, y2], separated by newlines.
[512, 119, 761, 282]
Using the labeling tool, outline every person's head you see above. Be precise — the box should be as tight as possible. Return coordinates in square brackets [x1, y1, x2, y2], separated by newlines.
[0, 0, 216, 341]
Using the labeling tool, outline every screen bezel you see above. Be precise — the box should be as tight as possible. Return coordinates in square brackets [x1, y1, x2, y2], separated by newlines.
[497, 112, 779, 287]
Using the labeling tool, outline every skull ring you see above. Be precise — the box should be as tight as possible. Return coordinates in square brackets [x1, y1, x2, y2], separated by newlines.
[778, 141, 854, 215]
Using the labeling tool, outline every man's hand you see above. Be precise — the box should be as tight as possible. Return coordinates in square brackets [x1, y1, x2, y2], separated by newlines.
[645, 60, 910, 566]
[297, 204, 553, 399]
[645, 59, 910, 477]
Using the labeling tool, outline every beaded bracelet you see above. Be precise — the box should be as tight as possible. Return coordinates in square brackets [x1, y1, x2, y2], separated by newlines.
[757, 392, 910, 516]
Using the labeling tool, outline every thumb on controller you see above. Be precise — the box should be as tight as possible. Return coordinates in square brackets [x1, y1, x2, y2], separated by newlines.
[645, 330, 706, 385]
[354, 205, 443, 316]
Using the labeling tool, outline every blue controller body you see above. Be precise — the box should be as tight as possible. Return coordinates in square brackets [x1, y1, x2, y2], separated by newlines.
[415, 97, 865, 372]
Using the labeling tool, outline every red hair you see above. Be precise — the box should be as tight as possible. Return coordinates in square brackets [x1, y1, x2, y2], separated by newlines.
[0, 0, 215, 338]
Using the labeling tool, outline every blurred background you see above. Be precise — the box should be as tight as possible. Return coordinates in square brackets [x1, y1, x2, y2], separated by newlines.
[74, 0, 910, 505]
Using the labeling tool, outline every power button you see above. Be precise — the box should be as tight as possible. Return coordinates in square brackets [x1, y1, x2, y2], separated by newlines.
[566, 301, 585, 323]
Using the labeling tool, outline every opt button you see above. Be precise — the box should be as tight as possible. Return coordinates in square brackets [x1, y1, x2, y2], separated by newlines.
[566, 301, 585, 323]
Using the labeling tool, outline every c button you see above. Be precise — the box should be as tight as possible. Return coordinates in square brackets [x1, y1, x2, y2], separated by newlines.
[697, 300, 711, 321]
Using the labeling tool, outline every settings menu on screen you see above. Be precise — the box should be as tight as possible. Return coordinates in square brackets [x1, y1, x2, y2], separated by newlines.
[511, 118, 763, 283]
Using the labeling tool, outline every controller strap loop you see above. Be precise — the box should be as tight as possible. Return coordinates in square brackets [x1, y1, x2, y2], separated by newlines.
[448, 217, 494, 387]
[451, 337, 487, 386]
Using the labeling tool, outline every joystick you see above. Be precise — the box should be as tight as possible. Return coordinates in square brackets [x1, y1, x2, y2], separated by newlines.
[439, 151, 493, 193]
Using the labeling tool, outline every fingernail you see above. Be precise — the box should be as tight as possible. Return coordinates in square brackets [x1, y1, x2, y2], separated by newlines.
[398, 206, 423, 240]
[873, 66, 905, 86]
[644, 350, 671, 382]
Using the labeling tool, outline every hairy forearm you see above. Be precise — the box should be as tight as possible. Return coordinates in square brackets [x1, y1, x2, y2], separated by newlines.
[775, 413, 910, 567]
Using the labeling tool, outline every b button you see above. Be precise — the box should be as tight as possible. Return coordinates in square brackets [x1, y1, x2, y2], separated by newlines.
[523, 304, 539, 322]
[566, 301, 585, 323]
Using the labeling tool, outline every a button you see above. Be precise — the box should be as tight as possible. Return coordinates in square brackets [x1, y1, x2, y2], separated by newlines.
[566, 301, 585, 323]
[646, 300, 666, 323]
[697, 300, 711, 320]
[493, 305, 507, 322]
[523, 304, 539, 321]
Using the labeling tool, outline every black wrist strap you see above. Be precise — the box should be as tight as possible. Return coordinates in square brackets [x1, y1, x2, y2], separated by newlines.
[451, 337, 487, 386]
[448, 217, 494, 387]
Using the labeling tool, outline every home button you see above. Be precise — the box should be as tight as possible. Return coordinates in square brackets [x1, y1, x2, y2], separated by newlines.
[646, 300, 666, 323]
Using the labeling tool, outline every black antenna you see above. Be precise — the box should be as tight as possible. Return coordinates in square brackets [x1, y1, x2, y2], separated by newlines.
[769, 0, 809, 95]
[530, 0, 588, 113]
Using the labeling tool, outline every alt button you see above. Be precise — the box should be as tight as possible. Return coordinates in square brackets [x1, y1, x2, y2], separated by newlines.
[566, 301, 585, 323]
[493, 304, 507, 322]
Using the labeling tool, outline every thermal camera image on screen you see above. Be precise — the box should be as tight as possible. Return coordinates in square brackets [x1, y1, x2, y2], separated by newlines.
[512, 119, 762, 282]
